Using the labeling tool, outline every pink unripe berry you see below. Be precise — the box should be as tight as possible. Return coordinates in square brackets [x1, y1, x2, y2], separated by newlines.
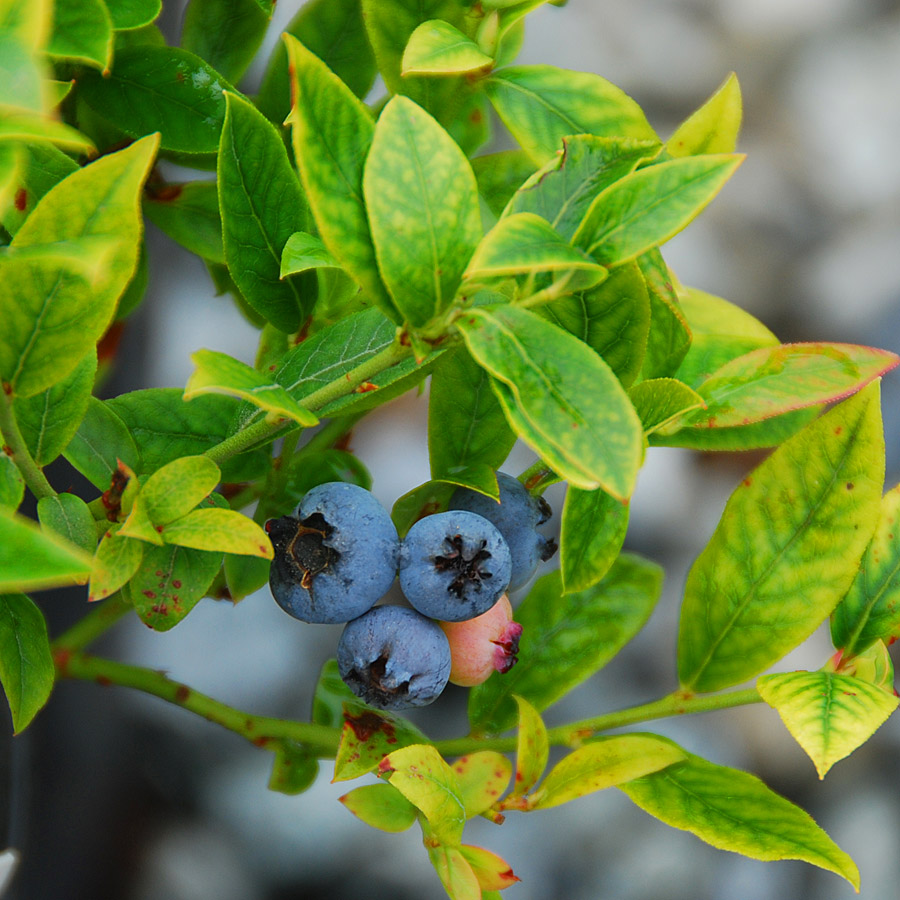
[439, 595, 522, 687]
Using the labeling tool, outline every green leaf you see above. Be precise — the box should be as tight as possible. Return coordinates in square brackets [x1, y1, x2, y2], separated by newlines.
[427, 846, 480, 900]
[268, 741, 318, 796]
[0, 141, 78, 238]
[88, 524, 144, 602]
[402, 20, 493, 75]
[678, 383, 885, 692]
[339, 783, 418, 833]
[118, 491, 163, 545]
[128, 542, 222, 631]
[2, 136, 157, 398]
[360, 0, 468, 115]
[138, 455, 221, 526]
[573, 155, 744, 265]
[470, 562, 661, 733]
[472, 149, 537, 219]
[0, 0, 53, 45]
[233, 308, 427, 435]
[538, 262, 650, 389]
[560, 486, 629, 595]
[279, 232, 338, 277]
[464, 212, 607, 285]
[0, 511, 92, 591]
[115, 239, 153, 321]
[0, 32, 46, 115]
[256, 0, 375, 130]
[532, 735, 686, 809]
[0, 110, 94, 153]
[667, 72, 742, 158]
[619, 747, 860, 889]
[0, 141, 17, 214]
[334, 705, 429, 781]
[63, 396, 142, 491]
[832, 483, 900, 654]
[185, 349, 318, 428]
[391, 479, 455, 539]
[673, 286, 778, 388]
[0, 453, 24, 511]
[629, 378, 705, 434]
[161, 508, 273, 558]
[181, 0, 271, 84]
[77, 46, 235, 155]
[107, 389, 267, 481]
[0, 592, 54, 733]
[428, 347, 516, 496]
[511, 695, 548, 796]
[222, 554, 270, 603]
[36, 493, 95, 556]
[758, 670, 897, 779]
[652, 407, 821, 453]
[104, 0, 162, 30]
[363, 95, 481, 329]
[47, 0, 112, 70]
[282, 448, 372, 508]
[449, 751, 512, 818]
[484, 65, 657, 164]
[218, 91, 313, 333]
[638, 249, 692, 380]
[143, 180, 224, 264]
[381, 744, 466, 846]
[115, 240, 150, 324]
[284, 34, 396, 321]
[311, 658, 355, 727]
[457, 306, 643, 498]
[504, 135, 660, 241]
[676, 343, 899, 431]
[14, 350, 96, 466]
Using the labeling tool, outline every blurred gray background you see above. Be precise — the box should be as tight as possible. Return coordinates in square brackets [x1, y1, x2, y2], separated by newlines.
[12, 1, 900, 898]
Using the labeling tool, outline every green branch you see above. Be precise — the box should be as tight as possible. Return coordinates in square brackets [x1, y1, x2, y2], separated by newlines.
[204, 339, 412, 466]
[0, 388, 56, 501]
[58, 644, 762, 764]
[51, 593, 132, 655]
[57, 651, 342, 757]
[433, 688, 763, 757]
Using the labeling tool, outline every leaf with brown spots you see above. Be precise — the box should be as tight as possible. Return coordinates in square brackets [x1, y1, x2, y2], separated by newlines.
[129, 543, 222, 631]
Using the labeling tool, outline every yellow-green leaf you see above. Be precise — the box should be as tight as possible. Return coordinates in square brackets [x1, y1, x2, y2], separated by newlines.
[380, 743, 466, 846]
[678, 383, 885, 692]
[339, 782, 418, 833]
[160, 507, 273, 558]
[531, 734, 686, 809]
[185, 349, 318, 428]
[138, 455, 221, 526]
[757, 670, 898, 779]
[401, 19, 493, 75]
[832, 483, 900, 654]
[449, 751, 512, 818]
[89, 524, 144, 602]
[511, 695, 547, 797]
[667, 72, 742, 157]
[0, 511, 92, 591]
[2, 136, 158, 398]
[620, 745, 861, 889]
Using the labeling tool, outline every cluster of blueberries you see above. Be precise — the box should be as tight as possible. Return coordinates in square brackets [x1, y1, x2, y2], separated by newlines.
[265, 474, 557, 710]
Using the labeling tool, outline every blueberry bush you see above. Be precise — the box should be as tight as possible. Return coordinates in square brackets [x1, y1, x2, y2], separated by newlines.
[1, 0, 899, 895]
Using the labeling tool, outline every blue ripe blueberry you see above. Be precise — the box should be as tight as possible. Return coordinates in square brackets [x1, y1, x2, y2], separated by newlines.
[266, 482, 399, 624]
[450, 472, 558, 590]
[337, 605, 451, 710]
[399, 510, 512, 622]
